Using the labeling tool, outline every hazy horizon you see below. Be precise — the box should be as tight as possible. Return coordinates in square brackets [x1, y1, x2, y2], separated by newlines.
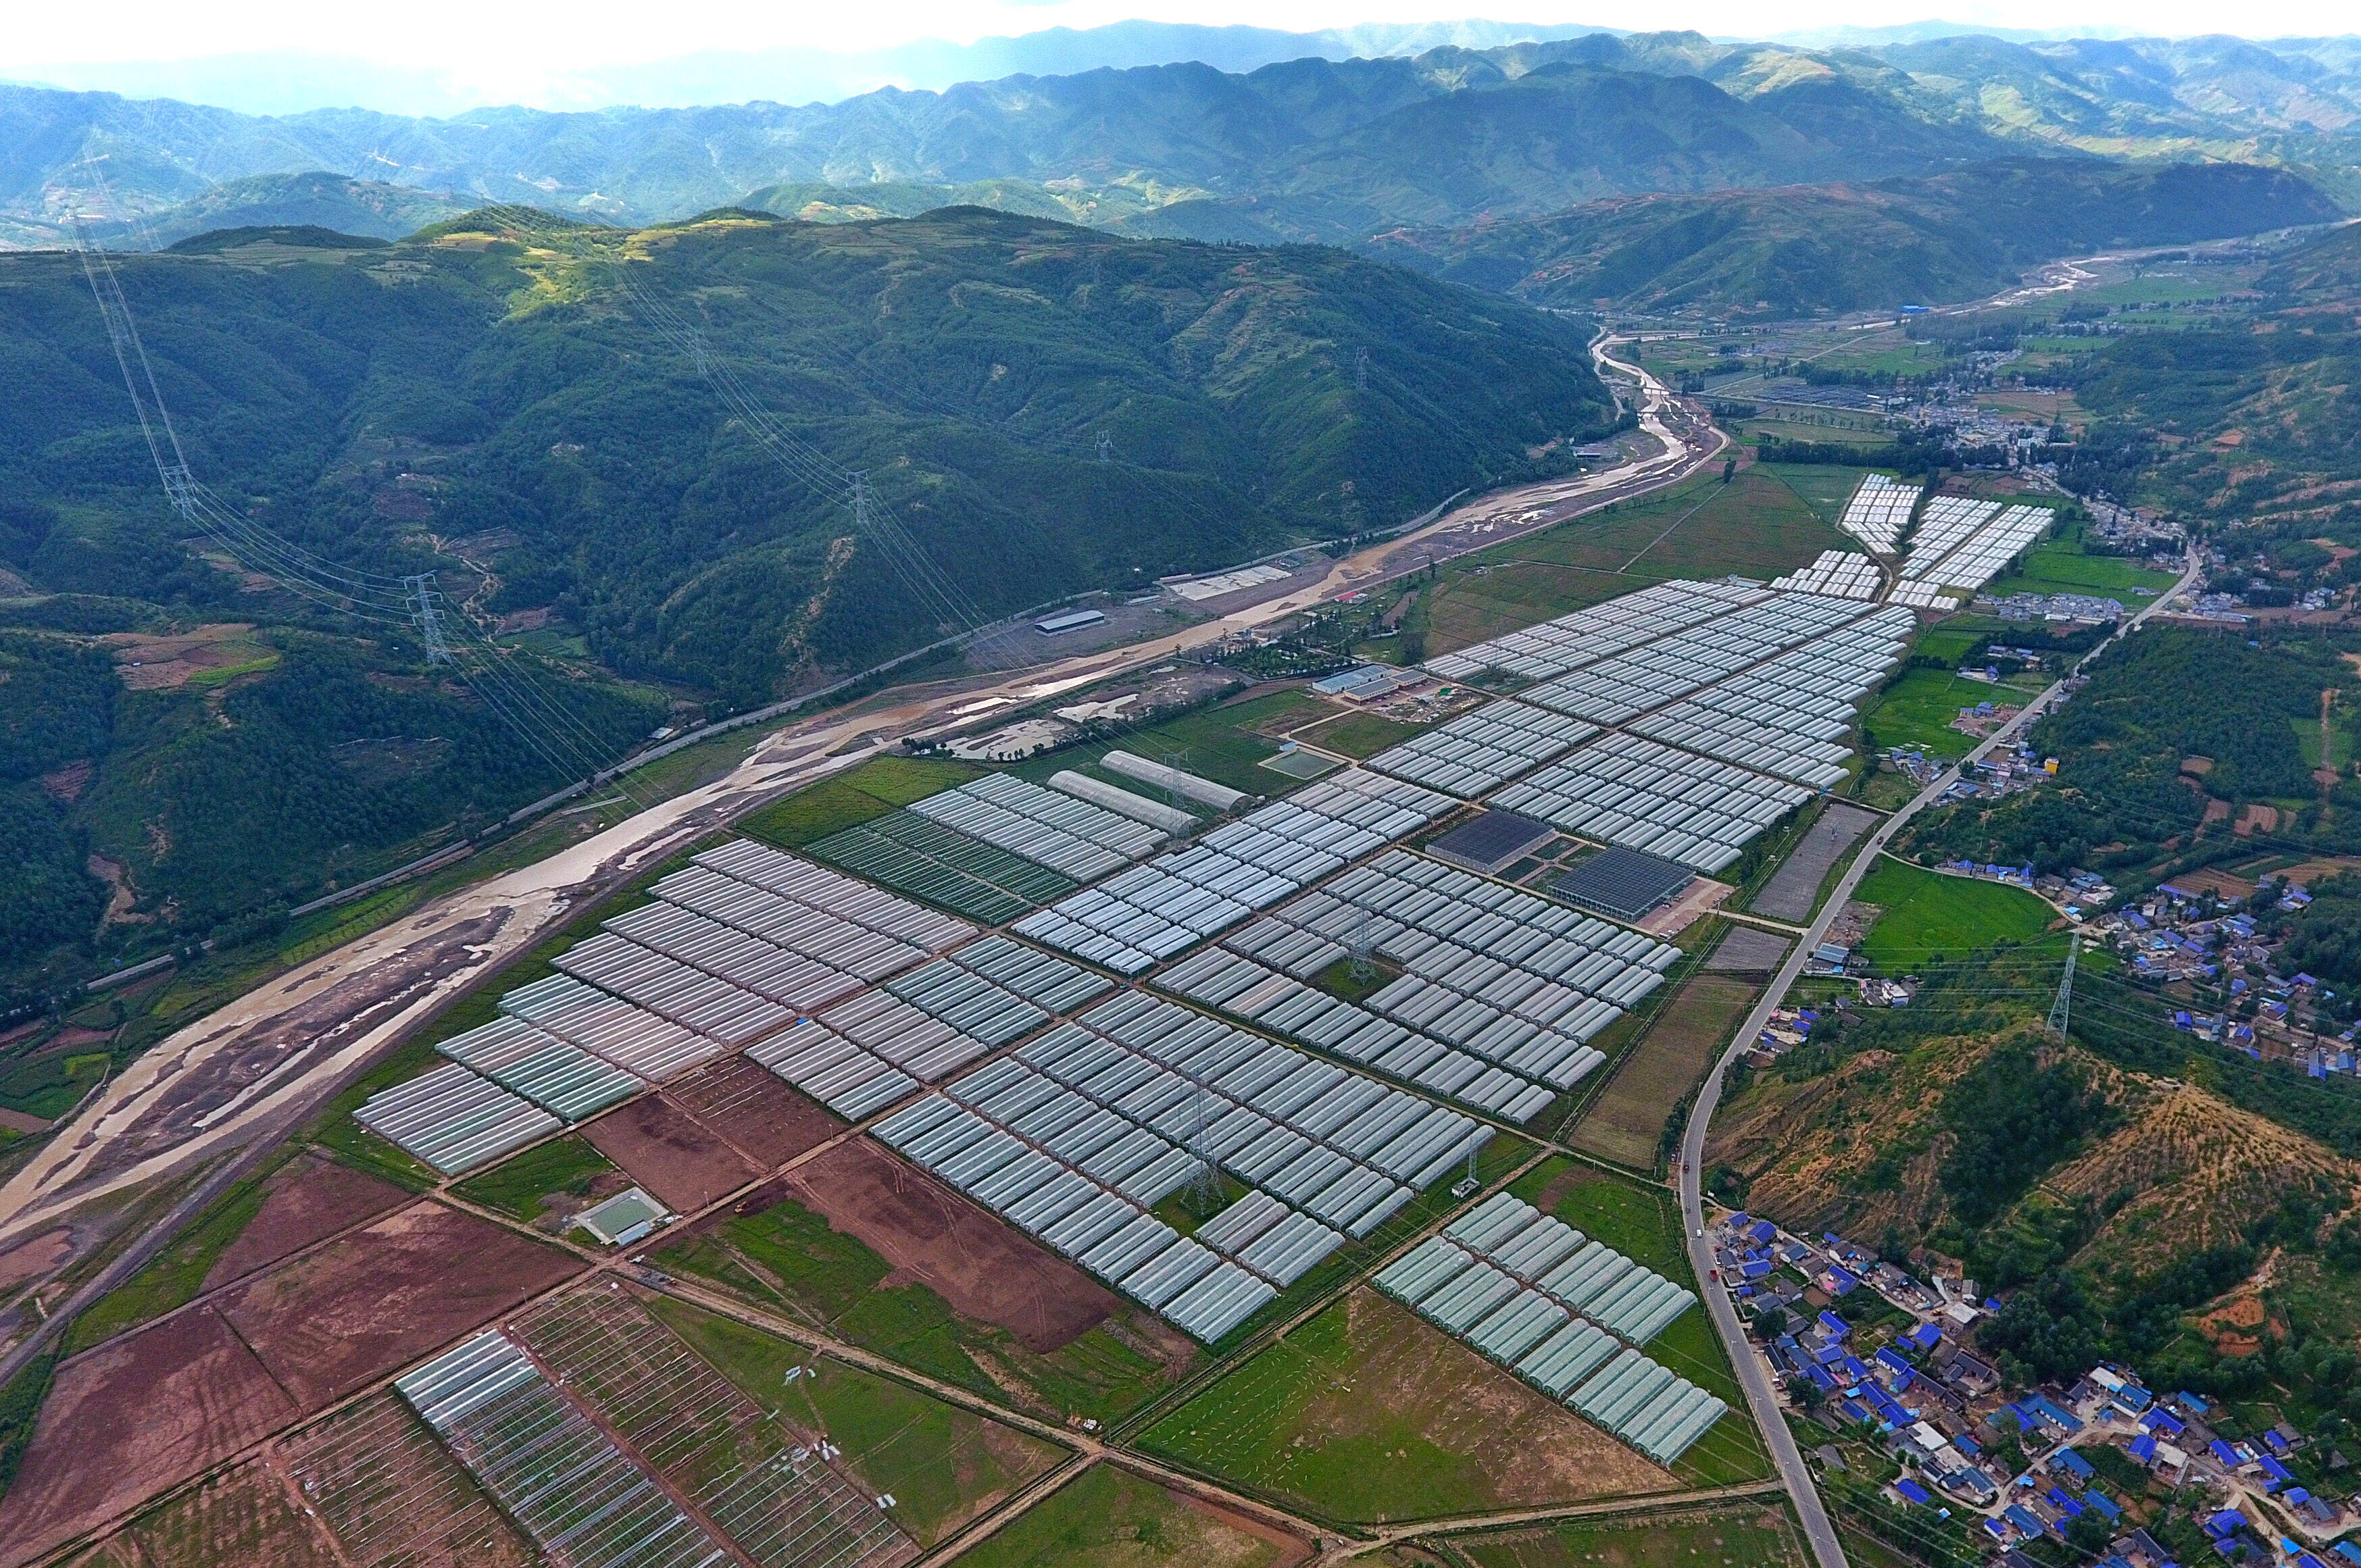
[5, 9, 2356, 118]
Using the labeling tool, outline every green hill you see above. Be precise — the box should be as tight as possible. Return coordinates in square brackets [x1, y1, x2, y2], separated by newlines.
[1368, 159, 2341, 315]
[0, 206, 1612, 978]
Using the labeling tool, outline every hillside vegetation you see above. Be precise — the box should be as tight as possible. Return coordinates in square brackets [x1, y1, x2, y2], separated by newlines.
[2065, 220, 2361, 527]
[1370, 160, 2340, 316]
[1709, 945, 2361, 1425]
[0, 205, 1610, 984]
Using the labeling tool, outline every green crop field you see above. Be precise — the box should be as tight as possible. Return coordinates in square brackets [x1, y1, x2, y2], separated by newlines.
[1139, 1289, 1681, 1522]
[647, 1296, 1065, 1548]
[1983, 534, 2181, 600]
[651, 1200, 1182, 1424]
[1758, 464, 1891, 528]
[1453, 1503, 1812, 1567]
[943, 1464, 1297, 1568]
[1854, 857, 2056, 970]
[453, 1136, 616, 1223]
[1860, 669, 2041, 759]
[739, 755, 984, 848]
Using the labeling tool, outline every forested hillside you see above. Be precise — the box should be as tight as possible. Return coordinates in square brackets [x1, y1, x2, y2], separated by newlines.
[0, 205, 1612, 988]
[2064, 221, 2361, 524]
[1368, 160, 2341, 315]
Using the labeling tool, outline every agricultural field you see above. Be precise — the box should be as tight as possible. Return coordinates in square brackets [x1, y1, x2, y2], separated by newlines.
[1980, 525, 2180, 601]
[1422, 467, 1851, 652]
[1508, 1161, 1770, 1488]
[652, 1179, 1194, 1425]
[1851, 857, 2058, 971]
[449, 1135, 620, 1227]
[943, 1464, 1310, 1568]
[1139, 1290, 1675, 1523]
[1571, 970, 1758, 1171]
[1859, 667, 2041, 759]
[1452, 1503, 1812, 1568]
[738, 754, 985, 848]
[647, 1296, 1066, 1549]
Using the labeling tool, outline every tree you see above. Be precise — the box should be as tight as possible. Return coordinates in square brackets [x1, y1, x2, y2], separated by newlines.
[1722, 457, 1737, 483]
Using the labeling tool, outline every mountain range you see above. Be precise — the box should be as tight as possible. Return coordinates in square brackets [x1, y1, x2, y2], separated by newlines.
[11, 28, 2361, 255]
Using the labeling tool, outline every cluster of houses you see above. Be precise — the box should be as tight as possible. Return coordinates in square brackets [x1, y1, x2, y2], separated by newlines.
[1936, 744, 2058, 803]
[2074, 876, 2361, 1078]
[1708, 1211, 2359, 1565]
[1973, 590, 2131, 625]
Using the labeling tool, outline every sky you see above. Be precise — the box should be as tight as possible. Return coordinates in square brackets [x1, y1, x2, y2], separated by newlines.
[4, 1, 2350, 113]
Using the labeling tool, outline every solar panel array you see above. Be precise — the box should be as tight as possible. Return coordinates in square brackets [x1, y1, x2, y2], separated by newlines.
[1906, 503, 2052, 591]
[910, 774, 1166, 880]
[1768, 549, 1881, 600]
[873, 989, 1490, 1340]
[1837, 473, 1918, 553]
[1626, 604, 1916, 788]
[1376, 1194, 1720, 1465]
[1014, 769, 1453, 974]
[1364, 700, 1598, 798]
[1162, 850, 1675, 1119]
[1493, 733, 1813, 874]
[1423, 580, 1763, 683]
[1518, 593, 1868, 726]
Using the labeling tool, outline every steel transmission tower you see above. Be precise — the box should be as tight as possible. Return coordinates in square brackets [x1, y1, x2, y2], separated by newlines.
[1356, 347, 1369, 390]
[403, 573, 454, 665]
[2047, 934, 2079, 1039]
[1184, 1076, 1223, 1213]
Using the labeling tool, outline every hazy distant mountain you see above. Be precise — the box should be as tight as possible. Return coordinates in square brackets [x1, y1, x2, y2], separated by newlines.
[7, 18, 1615, 116]
[5, 28, 2359, 251]
[1370, 158, 2342, 315]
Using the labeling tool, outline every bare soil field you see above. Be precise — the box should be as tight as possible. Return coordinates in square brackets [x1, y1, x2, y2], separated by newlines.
[1748, 803, 1877, 923]
[216, 1200, 579, 1411]
[1572, 973, 1758, 1170]
[782, 1139, 1116, 1354]
[1706, 928, 1790, 974]
[0, 1306, 297, 1567]
[203, 1155, 412, 1289]
[116, 1459, 337, 1568]
[2170, 865, 2260, 901]
[0, 1228, 72, 1290]
[663, 1056, 844, 1169]
[582, 1095, 762, 1211]
[279, 1392, 540, 1568]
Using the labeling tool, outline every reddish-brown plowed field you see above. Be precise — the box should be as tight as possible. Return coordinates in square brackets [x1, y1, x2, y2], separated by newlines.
[0, 1307, 297, 1567]
[582, 1095, 761, 1211]
[204, 1154, 412, 1289]
[780, 1140, 1114, 1354]
[216, 1200, 578, 1411]
[664, 1056, 842, 1169]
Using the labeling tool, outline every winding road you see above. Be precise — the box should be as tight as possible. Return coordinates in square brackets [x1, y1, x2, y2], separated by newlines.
[1676, 539, 2204, 1568]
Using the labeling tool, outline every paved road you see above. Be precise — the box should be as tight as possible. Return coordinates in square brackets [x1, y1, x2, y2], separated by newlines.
[1674, 540, 2203, 1568]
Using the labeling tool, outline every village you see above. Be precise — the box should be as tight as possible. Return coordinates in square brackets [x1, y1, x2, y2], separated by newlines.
[1708, 1209, 2361, 1568]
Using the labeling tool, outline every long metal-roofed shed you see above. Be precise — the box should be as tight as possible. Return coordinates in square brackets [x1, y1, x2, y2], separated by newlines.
[1552, 846, 1696, 924]
[1037, 608, 1108, 635]
[1426, 809, 1558, 876]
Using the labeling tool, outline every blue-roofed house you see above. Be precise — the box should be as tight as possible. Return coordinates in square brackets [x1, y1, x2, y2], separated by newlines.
[1874, 1348, 1914, 1383]
[2048, 1447, 2095, 1484]
[1905, 1322, 1943, 1352]
[2208, 1438, 2241, 1468]
[2334, 1542, 2361, 1568]
[2002, 1503, 2046, 1539]
[1894, 1478, 1933, 1507]
[1747, 1219, 1777, 1245]
[2262, 1429, 2291, 1456]
[2085, 1491, 2121, 1523]
[1818, 1311, 1851, 1340]
[2142, 1407, 2184, 1437]
[2129, 1433, 2157, 1465]
[1824, 1264, 1860, 1295]
[2258, 1454, 2293, 1489]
